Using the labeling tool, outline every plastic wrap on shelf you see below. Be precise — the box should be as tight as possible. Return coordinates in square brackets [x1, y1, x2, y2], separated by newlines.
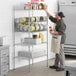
[15, 16, 47, 23]
[14, 23, 47, 32]
[14, 16, 47, 32]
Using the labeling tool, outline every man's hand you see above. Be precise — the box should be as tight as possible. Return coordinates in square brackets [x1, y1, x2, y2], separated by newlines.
[43, 6, 51, 17]
[43, 4, 47, 10]
[50, 31, 59, 35]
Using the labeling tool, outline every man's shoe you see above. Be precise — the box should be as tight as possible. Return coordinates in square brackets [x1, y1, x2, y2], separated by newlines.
[49, 65, 58, 69]
[56, 67, 64, 71]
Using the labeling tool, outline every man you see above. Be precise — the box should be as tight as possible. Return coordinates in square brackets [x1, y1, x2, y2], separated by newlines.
[45, 9, 66, 71]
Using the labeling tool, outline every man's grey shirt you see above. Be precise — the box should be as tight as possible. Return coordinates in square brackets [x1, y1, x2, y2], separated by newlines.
[49, 16, 66, 44]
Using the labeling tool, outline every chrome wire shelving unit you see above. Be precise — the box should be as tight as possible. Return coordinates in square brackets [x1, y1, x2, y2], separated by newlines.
[12, 3, 48, 72]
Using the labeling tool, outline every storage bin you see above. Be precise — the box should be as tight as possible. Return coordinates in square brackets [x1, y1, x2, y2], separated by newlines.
[21, 38, 41, 45]
[18, 50, 47, 58]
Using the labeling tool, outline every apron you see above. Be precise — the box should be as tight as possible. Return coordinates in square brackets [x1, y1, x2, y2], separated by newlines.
[51, 35, 61, 54]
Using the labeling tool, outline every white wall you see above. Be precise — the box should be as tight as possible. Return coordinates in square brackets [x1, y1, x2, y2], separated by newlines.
[0, 0, 58, 69]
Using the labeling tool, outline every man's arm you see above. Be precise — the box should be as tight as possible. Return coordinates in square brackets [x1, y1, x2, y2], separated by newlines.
[45, 9, 57, 23]
[50, 31, 59, 35]
[45, 9, 51, 17]
[58, 24, 66, 35]
[44, 9, 58, 35]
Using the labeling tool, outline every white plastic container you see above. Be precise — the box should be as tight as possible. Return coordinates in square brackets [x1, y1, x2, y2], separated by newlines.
[21, 38, 41, 45]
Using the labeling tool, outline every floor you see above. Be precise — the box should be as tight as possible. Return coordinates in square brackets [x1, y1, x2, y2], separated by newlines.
[7, 56, 76, 76]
